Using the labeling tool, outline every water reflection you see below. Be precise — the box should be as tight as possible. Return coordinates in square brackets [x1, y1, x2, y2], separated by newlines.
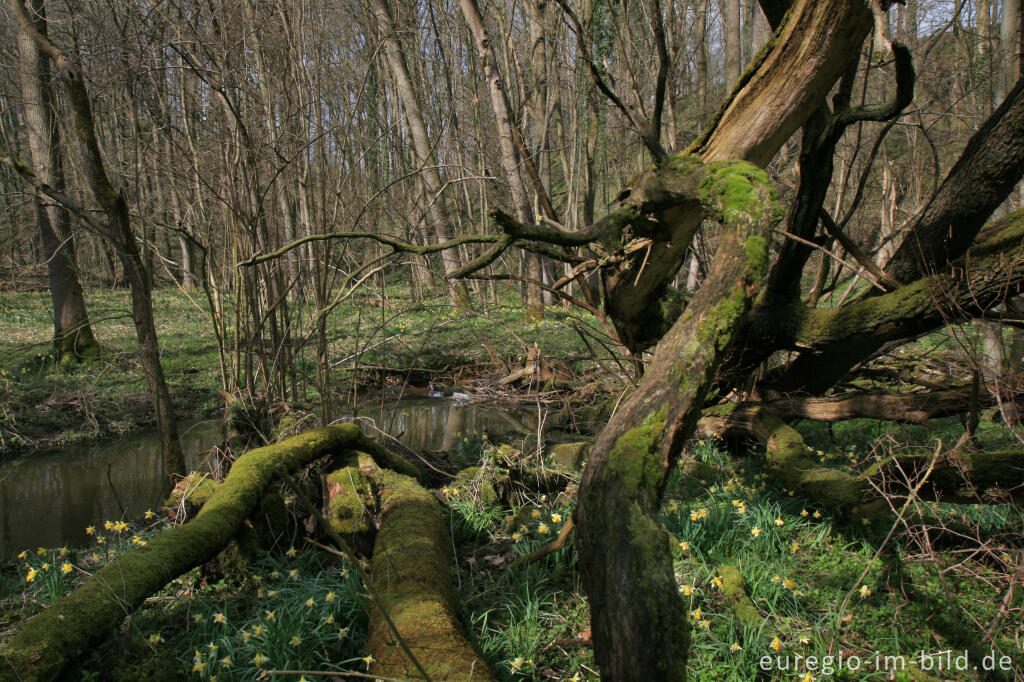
[353, 399, 542, 451]
[0, 399, 546, 560]
[0, 420, 222, 559]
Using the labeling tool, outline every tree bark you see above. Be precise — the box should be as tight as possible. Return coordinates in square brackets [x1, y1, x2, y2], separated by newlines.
[9, 0, 184, 484]
[369, 0, 471, 309]
[570, 2, 875, 677]
[15, 0, 99, 363]
[577, 160, 781, 680]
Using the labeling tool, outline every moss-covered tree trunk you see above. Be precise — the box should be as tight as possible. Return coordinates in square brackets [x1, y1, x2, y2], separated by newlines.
[367, 468, 496, 681]
[574, 1, 873, 677]
[0, 424, 389, 682]
[577, 161, 781, 679]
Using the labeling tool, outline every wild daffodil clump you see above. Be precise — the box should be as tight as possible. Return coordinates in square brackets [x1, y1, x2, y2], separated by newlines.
[136, 550, 369, 680]
[660, 437, 1024, 680]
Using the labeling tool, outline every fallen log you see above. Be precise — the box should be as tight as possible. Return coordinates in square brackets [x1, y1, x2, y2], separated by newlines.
[716, 564, 761, 629]
[0, 424, 418, 681]
[367, 468, 496, 681]
[696, 404, 1024, 516]
[760, 381, 1024, 426]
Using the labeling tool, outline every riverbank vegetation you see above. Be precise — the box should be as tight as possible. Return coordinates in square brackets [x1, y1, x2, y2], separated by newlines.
[0, 286, 609, 456]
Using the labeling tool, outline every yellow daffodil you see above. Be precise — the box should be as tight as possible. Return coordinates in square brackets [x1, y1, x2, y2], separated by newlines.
[290, 635, 302, 646]
[770, 636, 782, 651]
[730, 642, 742, 652]
[858, 584, 871, 598]
[147, 633, 162, 645]
[325, 591, 336, 602]
[750, 528, 762, 537]
[305, 597, 315, 607]
[61, 562, 73, 575]
[538, 523, 551, 535]
[213, 613, 226, 624]
[26, 568, 38, 583]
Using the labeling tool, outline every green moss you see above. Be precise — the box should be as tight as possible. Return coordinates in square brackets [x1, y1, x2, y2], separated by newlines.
[453, 466, 502, 507]
[743, 235, 770, 282]
[657, 152, 703, 176]
[367, 468, 495, 681]
[547, 442, 592, 473]
[606, 409, 667, 493]
[326, 465, 377, 537]
[1, 423, 370, 682]
[699, 161, 778, 226]
[163, 471, 220, 521]
[716, 564, 761, 628]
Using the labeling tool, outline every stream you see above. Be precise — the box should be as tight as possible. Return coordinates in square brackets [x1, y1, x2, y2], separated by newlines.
[0, 398, 545, 560]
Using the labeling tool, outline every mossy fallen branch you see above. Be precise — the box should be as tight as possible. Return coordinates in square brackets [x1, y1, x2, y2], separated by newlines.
[0, 424, 419, 681]
[696, 405, 1024, 516]
[367, 468, 496, 681]
[715, 564, 761, 629]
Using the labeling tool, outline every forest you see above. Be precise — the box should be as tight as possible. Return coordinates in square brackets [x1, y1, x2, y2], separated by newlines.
[1, 0, 1023, 679]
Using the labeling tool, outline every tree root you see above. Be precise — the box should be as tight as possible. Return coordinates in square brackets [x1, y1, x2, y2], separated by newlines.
[0, 424, 418, 682]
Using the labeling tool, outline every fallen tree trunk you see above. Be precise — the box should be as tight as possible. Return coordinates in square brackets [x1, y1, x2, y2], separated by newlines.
[758, 383, 1021, 425]
[696, 405, 1024, 515]
[0, 424, 417, 682]
[367, 468, 496, 681]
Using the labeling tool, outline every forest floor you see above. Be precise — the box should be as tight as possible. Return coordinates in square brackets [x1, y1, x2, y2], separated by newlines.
[0, 283, 613, 457]
[2, 284, 1023, 680]
[2, 417, 1022, 681]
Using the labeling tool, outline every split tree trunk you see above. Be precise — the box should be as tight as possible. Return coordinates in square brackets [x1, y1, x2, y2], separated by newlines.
[574, 2, 874, 678]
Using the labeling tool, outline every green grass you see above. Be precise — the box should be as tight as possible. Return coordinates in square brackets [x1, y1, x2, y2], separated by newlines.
[0, 284, 609, 456]
[0, 428, 1021, 680]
